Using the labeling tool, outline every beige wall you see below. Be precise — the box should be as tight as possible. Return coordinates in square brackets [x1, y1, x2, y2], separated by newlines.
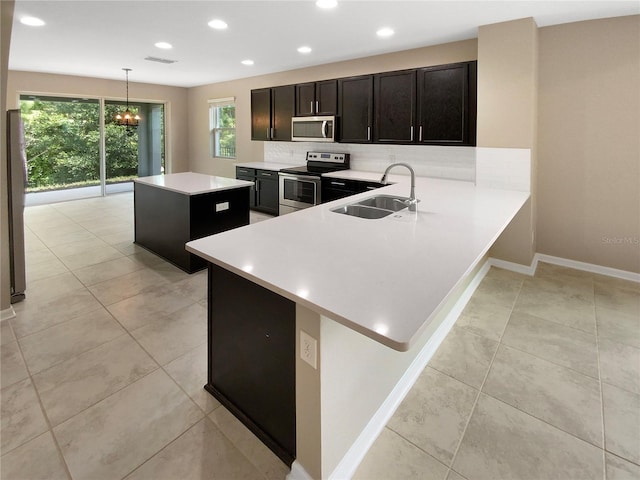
[1, 0, 15, 313]
[187, 39, 478, 178]
[6, 71, 190, 173]
[478, 17, 539, 267]
[537, 16, 640, 273]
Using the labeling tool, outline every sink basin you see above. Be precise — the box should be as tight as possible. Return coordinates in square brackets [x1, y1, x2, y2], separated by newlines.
[331, 204, 395, 219]
[355, 195, 410, 212]
[331, 194, 410, 219]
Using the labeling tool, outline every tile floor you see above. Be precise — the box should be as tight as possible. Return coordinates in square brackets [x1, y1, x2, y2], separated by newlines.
[1, 192, 638, 480]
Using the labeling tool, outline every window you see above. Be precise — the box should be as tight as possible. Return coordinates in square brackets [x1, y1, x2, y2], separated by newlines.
[209, 98, 236, 159]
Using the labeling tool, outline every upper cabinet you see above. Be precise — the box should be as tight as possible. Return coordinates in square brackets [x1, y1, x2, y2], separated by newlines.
[271, 85, 295, 141]
[373, 70, 416, 143]
[251, 60, 477, 146]
[295, 80, 337, 116]
[417, 62, 477, 146]
[251, 85, 295, 141]
[251, 88, 271, 141]
[338, 75, 373, 143]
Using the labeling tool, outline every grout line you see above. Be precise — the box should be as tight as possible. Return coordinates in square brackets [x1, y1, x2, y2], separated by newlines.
[7, 325, 75, 480]
[446, 277, 523, 474]
[593, 278, 609, 480]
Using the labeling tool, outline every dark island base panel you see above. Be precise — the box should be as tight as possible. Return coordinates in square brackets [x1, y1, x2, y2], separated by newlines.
[134, 183, 250, 273]
[206, 263, 296, 466]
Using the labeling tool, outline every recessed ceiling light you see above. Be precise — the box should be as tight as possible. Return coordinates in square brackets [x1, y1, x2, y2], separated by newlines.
[208, 19, 228, 30]
[154, 42, 172, 49]
[376, 27, 394, 38]
[20, 16, 45, 26]
[297, 46, 312, 54]
[316, 0, 338, 9]
[241, 59, 254, 66]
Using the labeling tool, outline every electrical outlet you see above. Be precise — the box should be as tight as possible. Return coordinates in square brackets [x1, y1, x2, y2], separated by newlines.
[300, 330, 317, 369]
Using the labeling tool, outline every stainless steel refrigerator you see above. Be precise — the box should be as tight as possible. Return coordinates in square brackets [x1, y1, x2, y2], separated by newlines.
[6, 109, 27, 303]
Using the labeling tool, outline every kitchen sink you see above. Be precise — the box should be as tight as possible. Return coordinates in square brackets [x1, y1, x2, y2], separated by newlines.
[354, 195, 410, 212]
[331, 195, 410, 219]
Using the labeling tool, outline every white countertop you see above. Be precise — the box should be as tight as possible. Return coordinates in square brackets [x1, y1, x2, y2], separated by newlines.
[134, 172, 253, 195]
[235, 161, 302, 171]
[187, 176, 529, 351]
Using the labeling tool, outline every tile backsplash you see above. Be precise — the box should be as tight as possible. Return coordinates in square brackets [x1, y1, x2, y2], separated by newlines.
[263, 142, 530, 192]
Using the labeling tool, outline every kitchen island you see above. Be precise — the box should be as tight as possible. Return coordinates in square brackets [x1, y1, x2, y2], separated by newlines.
[134, 172, 253, 273]
[186, 173, 529, 479]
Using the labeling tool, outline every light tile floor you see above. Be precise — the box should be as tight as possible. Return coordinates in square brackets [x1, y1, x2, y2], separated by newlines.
[1, 192, 638, 480]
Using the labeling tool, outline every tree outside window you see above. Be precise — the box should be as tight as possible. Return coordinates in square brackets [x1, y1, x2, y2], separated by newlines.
[210, 99, 236, 159]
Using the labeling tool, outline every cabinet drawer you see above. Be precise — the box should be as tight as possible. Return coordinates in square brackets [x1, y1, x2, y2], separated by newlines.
[256, 169, 277, 179]
[236, 167, 255, 176]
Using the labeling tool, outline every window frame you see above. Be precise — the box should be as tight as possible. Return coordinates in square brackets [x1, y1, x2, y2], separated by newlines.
[209, 97, 236, 159]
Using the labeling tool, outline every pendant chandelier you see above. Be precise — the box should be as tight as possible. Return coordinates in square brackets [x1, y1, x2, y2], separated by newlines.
[115, 68, 140, 129]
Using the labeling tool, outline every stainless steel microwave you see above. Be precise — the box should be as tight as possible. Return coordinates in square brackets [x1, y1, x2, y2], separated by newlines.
[291, 116, 336, 142]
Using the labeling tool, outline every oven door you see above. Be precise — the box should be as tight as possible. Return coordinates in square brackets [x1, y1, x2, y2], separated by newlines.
[279, 174, 321, 211]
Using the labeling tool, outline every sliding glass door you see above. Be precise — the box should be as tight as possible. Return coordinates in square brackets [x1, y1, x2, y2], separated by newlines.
[20, 96, 101, 201]
[20, 95, 165, 203]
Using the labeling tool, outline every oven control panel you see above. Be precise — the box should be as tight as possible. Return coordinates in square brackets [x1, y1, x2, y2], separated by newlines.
[306, 152, 349, 164]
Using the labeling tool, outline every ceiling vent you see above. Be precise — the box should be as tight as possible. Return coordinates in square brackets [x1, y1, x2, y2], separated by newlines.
[144, 56, 178, 64]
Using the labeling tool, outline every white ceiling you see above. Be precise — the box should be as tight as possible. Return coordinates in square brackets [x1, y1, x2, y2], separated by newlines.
[9, 1, 640, 88]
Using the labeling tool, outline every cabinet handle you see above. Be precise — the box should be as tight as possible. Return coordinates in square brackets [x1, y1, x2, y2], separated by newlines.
[419, 125, 423, 142]
[366, 186, 377, 190]
[331, 181, 346, 186]
[410, 126, 414, 141]
[270, 127, 274, 139]
[315, 100, 319, 113]
[367, 126, 371, 141]
[310, 101, 314, 114]
[261, 172, 273, 176]
[266, 127, 270, 139]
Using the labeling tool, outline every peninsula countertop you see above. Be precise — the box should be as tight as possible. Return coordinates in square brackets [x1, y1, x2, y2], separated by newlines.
[187, 175, 529, 351]
[134, 172, 253, 195]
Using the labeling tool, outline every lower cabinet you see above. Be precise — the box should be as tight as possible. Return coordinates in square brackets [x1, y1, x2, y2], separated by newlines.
[206, 263, 296, 466]
[321, 177, 385, 203]
[236, 167, 279, 215]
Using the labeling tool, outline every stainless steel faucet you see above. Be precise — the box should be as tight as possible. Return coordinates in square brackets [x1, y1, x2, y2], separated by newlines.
[380, 163, 420, 212]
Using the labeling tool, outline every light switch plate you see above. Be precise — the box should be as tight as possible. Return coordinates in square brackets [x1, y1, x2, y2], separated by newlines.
[300, 330, 317, 369]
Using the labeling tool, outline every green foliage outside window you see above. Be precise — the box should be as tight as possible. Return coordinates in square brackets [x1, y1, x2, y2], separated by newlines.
[20, 99, 141, 192]
[211, 103, 236, 158]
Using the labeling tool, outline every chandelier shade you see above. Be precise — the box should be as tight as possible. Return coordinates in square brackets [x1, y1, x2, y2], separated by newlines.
[116, 68, 140, 128]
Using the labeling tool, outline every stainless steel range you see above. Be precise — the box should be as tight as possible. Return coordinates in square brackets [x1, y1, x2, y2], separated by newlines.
[278, 152, 350, 215]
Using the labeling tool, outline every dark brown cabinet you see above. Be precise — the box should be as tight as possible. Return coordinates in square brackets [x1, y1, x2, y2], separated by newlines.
[251, 60, 477, 146]
[321, 177, 385, 202]
[207, 263, 296, 466]
[374, 70, 416, 143]
[271, 85, 295, 141]
[338, 75, 373, 143]
[295, 80, 337, 116]
[250, 85, 295, 141]
[417, 62, 477, 145]
[251, 88, 271, 141]
[235, 167, 279, 215]
[255, 169, 279, 215]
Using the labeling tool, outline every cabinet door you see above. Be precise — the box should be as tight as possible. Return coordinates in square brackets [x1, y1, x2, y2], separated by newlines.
[338, 75, 373, 143]
[316, 80, 337, 116]
[417, 62, 477, 145]
[295, 83, 316, 116]
[271, 85, 295, 141]
[256, 171, 279, 215]
[251, 89, 272, 141]
[374, 70, 416, 143]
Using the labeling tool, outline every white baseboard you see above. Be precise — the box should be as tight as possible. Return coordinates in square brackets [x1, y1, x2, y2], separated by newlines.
[488, 253, 640, 284]
[487, 257, 537, 276]
[534, 253, 640, 283]
[326, 261, 492, 480]
[0, 306, 16, 323]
